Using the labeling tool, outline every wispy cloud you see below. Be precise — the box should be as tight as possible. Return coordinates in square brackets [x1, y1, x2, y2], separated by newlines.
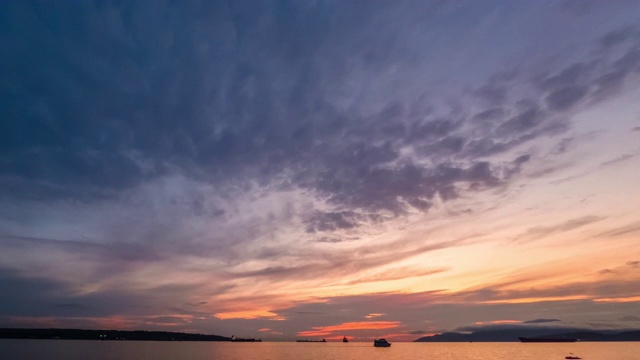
[513, 215, 606, 243]
[364, 313, 385, 319]
[298, 321, 400, 337]
[346, 267, 449, 286]
[593, 296, 640, 303]
[214, 311, 281, 321]
[524, 318, 561, 324]
[475, 320, 521, 325]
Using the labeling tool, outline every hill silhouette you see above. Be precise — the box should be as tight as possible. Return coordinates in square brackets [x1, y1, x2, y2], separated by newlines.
[0, 328, 231, 341]
[414, 328, 640, 342]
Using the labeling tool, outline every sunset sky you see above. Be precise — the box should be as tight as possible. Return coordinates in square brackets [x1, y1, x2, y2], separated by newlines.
[1, 0, 640, 342]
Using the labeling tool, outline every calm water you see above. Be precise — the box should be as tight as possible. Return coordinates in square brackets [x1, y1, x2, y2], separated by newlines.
[1, 340, 639, 360]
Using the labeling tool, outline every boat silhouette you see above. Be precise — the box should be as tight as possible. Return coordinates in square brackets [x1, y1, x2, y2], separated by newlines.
[374, 338, 391, 347]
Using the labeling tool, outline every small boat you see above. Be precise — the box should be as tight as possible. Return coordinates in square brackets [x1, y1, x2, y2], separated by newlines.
[374, 338, 391, 347]
[343, 336, 348, 343]
[565, 353, 581, 359]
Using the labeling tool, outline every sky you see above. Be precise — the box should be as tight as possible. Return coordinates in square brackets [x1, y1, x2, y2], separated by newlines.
[1, 0, 640, 342]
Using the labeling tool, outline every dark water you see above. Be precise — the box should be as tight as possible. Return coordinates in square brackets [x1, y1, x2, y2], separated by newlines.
[1, 340, 639, 360]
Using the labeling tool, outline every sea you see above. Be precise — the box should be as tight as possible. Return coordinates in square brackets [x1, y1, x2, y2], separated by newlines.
[0, 340, 639, 360]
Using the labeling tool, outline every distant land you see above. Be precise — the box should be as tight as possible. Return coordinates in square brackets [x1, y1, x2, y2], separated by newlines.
[0, 328, 231, 341]
[414, 329, 640, 342]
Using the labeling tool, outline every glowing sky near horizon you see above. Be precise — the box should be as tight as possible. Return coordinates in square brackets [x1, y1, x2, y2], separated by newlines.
[1, 0, 640, 341]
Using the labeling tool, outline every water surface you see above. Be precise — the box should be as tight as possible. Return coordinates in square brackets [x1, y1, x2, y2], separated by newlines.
[1, 340, 638, 360]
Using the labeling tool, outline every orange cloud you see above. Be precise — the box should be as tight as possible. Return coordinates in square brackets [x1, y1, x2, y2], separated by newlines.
[480, 295, 590, 304]
[214, 310, 281, 320]
[346, 267, 449, 285]
[298, 321, 400, 337]
[593, 296, 640, 303]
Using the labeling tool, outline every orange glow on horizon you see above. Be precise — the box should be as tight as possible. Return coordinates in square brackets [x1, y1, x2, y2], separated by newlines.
[298, 321, 400, 337]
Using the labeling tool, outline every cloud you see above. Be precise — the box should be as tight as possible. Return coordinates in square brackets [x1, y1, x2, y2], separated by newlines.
[599, 27, 637, 48]
[523, 318, 561, 324]
[1, 1, 627, 211]
[473, 108, 505, 121]
[474, 84, 507, 105]
[297, 321, 400, 337]
[214, 310, 280, 321]
[475, 320, 521, 325]
[538, 63, 592, 92]
[314, 236, 350, 244]
[1, 0, 636, 242]
[593, 296, 640, 303]
[453, 275, 640, 306]
[514, 215, 605, 242]
[0, 267, 208, 321]
[263, 286, 640, 338]
[595, 222, 640, 238]
[365, 313, 385, 319]
[346, 267, 448, 286]
[600, 154, 636, 167]
[545, 85, 589, 110]
[305, 211, 382, 233]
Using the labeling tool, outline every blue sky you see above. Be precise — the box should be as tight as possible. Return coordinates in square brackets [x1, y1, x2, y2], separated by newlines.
[1, 0, 640, 341]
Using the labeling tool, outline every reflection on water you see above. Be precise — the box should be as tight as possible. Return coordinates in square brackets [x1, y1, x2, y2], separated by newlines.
[0, 340, 639, 360]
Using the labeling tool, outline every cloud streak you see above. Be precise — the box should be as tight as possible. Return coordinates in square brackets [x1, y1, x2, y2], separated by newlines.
[298, 321, 400, 337]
